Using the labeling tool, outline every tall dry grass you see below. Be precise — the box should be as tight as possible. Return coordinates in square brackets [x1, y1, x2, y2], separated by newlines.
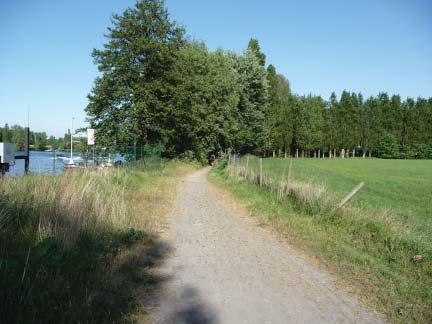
[1, 168, 150, 249]
[0, 163, 190, 323]
[229, 161, 335, 214]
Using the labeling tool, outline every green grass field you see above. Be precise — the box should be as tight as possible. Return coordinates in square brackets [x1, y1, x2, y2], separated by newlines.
[241, 157, 432, 240]
[211, 157, 432, 323]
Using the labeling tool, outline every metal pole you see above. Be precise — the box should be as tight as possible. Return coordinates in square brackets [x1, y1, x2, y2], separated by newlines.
[24, 127, 30, 173]
[70, 117, 74, 161]
[53, 150, 56, 174]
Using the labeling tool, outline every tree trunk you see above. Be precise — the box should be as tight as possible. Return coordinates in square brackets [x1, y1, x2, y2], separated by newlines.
[369, 150, 372, 158]
[352, 149, 355, 157]
[362, 151, 366, 158]
[318, 149, 321, 158]
[341, 148, 345, 158]
[296, 149, 299, 158]
[301, 150, 304, 158]
[284, 151, 287, 158]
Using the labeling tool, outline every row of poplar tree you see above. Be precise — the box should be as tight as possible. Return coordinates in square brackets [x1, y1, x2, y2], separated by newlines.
[86, 0, 432, 161]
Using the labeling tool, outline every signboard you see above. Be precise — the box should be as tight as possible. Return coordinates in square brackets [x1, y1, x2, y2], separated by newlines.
[87, 129, 95, 145]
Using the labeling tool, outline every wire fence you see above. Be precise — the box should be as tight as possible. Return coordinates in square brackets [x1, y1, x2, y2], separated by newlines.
[69, 143, 163, 171]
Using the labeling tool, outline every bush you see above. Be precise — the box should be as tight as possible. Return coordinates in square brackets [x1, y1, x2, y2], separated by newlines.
[375, 133, 400, 159]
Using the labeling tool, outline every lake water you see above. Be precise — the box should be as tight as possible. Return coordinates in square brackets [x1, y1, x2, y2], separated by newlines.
[7, 151, 129, 176]
[8, 151, 66, 176]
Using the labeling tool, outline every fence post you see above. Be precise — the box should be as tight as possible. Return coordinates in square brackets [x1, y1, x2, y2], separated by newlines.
[246, 155, 249, 178]
[133, 140, 137, 161]
[337, 182, 365, 208]
[259, 158, 263, 186]
[287, 158, 292, 192]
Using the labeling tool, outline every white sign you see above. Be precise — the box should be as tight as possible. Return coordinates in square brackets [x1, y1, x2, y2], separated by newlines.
[87, 129, 95, 145]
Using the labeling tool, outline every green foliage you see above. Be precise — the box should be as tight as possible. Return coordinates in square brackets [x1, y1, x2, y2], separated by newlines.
[86, 1, 271, 162]
[247, 38, 266, 67]
[86, 0, 186, 148]
[233, 48, 269, 155]
[0, 124, 80, 152]
[375, 133, 400, 158]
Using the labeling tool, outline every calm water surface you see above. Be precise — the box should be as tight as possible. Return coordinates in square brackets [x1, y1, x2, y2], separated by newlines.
[9, 151, 66, 176]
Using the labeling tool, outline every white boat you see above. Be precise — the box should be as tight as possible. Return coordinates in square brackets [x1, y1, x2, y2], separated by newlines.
[62, 117, 84, 169]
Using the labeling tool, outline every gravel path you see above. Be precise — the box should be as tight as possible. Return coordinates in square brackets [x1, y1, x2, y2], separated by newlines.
[152, 168, 385, 324]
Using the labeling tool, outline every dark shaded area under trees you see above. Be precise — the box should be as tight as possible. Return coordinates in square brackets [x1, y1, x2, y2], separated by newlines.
[85, 0, 432, 161]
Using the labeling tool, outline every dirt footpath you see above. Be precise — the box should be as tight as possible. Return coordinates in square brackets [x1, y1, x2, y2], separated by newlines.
[151, 168, 385, 324]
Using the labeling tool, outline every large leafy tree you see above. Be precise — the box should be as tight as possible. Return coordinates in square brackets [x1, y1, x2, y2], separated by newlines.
[265, 64, 292, 155]
[232, 47, 269, 154]
[168, 43, 240, 160]
[86, 0, 186, 148]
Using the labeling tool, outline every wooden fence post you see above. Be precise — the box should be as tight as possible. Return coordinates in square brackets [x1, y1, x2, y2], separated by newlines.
[246, 155, 249, 178]
[337, 182, 365, 208]
[259, 158, 263, 186]
[287, 158, 292, 192]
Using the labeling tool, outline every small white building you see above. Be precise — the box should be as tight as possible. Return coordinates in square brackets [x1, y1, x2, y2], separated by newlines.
[0, 143, 15, 164]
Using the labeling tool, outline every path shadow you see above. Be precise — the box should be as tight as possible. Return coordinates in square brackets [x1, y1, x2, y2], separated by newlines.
[91, 236, 174, 323]
[158, 286, 219, 324]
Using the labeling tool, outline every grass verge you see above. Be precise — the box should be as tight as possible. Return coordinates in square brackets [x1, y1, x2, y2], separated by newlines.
[209, 163, 432, 324]
[0, 161, 197, 323]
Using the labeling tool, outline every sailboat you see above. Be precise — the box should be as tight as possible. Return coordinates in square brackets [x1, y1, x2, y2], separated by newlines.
[64, 117, 82, 169]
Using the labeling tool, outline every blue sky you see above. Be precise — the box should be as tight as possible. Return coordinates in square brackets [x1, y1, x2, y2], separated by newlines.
[1, 0, 431, 137]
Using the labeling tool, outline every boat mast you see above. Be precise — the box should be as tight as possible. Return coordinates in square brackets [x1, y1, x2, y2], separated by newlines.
[70, 117, 74, 161]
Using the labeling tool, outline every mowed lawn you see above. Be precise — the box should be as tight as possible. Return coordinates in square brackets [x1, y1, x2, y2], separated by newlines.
[242, 157, 432, 238]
